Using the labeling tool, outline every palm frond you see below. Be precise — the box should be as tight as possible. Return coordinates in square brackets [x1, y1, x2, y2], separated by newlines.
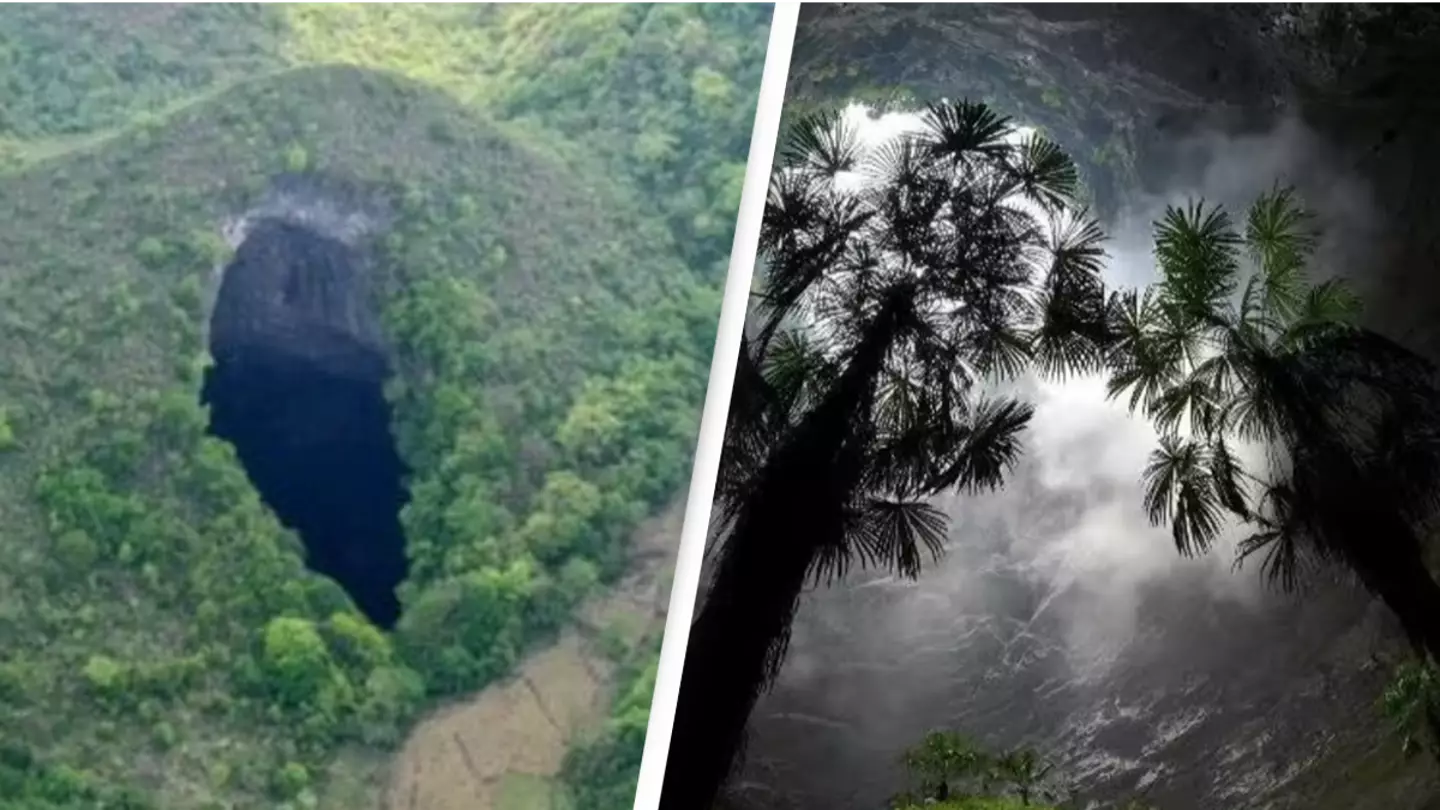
[839, 497, 949, 581]
[1233, 481, 1314, 593]
[1104, 298, 1184, 415]
[1207, 438, 1252, 518]
[760, 169, 828, 257]
[756, 189, 874, 343]
[919, 99, 1014, 166]
[873, 365, 925, 431]
[1106, 356, 1178, 415]
[1142, 435, 1225, 557]
[1152, 299, 1209, 376]
[966, 319, 1034, 380]
[1009, 133, 1081, 211]
[1246, 186, 1317, 320]
[1154, 201, 1242, 316]
[1046, 211, 1108, 286]
[1190, 339, 1247, 410]
[1235, 272, 1280, 336]
[1278, 278, 1362, 349]
[1103, 287, 1158, 363]
[1030, 212, 1109, 379]
[764, 329, 835, 416]
[930, 395, 1034, 493]
[1234, 526, 1309, 593]
[1149, 373, 1222, 437]
[866, 423, 945, 500]
[862, 133, 929, 190]
[1222, 349, 1305, 444]
[1031, 290, 1106, 379]
[780, 109, 864, 177]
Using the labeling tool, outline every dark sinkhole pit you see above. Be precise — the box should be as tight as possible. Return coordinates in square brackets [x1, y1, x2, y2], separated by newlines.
[200, 218, 410, 629]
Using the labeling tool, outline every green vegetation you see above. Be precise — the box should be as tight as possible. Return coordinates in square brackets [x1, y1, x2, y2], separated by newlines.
[0, 4, 766, 282]
[886, 731, 1179, 810]
[558, 637, 660, 810]
[0, 5, 768, 809]
[892, 731, 1066, 809]
[1100, 188, 1440, 665]
[898, 795, 1048, 801]
[1382, 659, 1440, 760]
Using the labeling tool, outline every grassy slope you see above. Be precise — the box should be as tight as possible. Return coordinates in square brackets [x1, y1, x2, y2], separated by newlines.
[0, 63, 687, 809]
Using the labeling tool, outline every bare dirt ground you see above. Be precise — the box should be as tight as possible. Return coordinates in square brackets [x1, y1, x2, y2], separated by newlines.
[382, 500, 685, 810]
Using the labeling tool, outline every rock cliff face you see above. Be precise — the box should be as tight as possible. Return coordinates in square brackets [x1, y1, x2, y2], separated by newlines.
[733, 7, 1440, 809]
[738, 474, 1397, 808]
[787, 4, 1440, 353]
[209, 174, 391, 381]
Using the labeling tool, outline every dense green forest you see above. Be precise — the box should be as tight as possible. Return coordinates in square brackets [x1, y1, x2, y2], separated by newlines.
[0, 5, 769, 809]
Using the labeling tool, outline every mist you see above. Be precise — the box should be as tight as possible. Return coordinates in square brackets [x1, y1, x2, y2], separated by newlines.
[730, 107, 1394, 809]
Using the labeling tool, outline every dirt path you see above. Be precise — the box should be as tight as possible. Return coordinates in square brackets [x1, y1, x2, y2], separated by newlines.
[383, 501, 684, 810]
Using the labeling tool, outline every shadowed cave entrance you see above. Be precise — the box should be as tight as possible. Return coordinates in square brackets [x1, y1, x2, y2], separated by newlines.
[200, 218, 410, 629]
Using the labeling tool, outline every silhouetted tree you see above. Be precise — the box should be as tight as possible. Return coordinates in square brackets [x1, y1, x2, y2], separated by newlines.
[990, 747, 1059, 806]
[1105, 187, 1440, 659]
[891, 732, 1068, 809]
[901, 730, 993, 802]
[661, 101, 1109, 809]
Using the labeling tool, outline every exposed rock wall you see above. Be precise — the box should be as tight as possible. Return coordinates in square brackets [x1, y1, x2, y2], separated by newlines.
[787, 5, 1440, 354]
[210, 174, 392, 380]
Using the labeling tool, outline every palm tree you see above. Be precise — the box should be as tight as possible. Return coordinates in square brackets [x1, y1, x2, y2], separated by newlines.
[900, 730, 994, 802]
[660, 101, 1110, 810]
[989, 747, 1059, 806]
[1105, 187, 1440, 659]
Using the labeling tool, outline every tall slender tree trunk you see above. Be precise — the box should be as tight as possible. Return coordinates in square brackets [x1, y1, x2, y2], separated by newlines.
[660, 490, 833, 810]
[661, 304, 905, 810]
[1297, 442, 1440, 661]
[1358, 550, 1440, 767]
[1355, 548, 1440, 662]
[1335, 501, 1440, 661]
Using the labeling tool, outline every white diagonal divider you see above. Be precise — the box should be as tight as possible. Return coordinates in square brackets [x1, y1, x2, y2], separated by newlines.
[631, 4, 801, 809]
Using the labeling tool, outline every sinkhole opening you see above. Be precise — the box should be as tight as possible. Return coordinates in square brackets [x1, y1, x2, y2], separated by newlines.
[200, 218, 410, 629]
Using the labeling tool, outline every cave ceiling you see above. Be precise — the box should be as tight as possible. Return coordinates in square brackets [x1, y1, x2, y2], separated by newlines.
[785, 3, 1440, 355]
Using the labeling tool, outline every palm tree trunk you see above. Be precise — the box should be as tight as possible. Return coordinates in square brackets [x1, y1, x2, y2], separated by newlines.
[1361, 557, 1440, 764]
[1358, 551, 1440, 662]
[660, 496, 831, 810]
[661, 303, 905, 810]
[1301, 454, 1440, 661]
[1341, 510, 1440, 661]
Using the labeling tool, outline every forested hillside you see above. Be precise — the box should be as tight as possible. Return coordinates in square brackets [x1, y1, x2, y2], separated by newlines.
[0, 5, 769, 809]
[0, 4, 763, 279]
